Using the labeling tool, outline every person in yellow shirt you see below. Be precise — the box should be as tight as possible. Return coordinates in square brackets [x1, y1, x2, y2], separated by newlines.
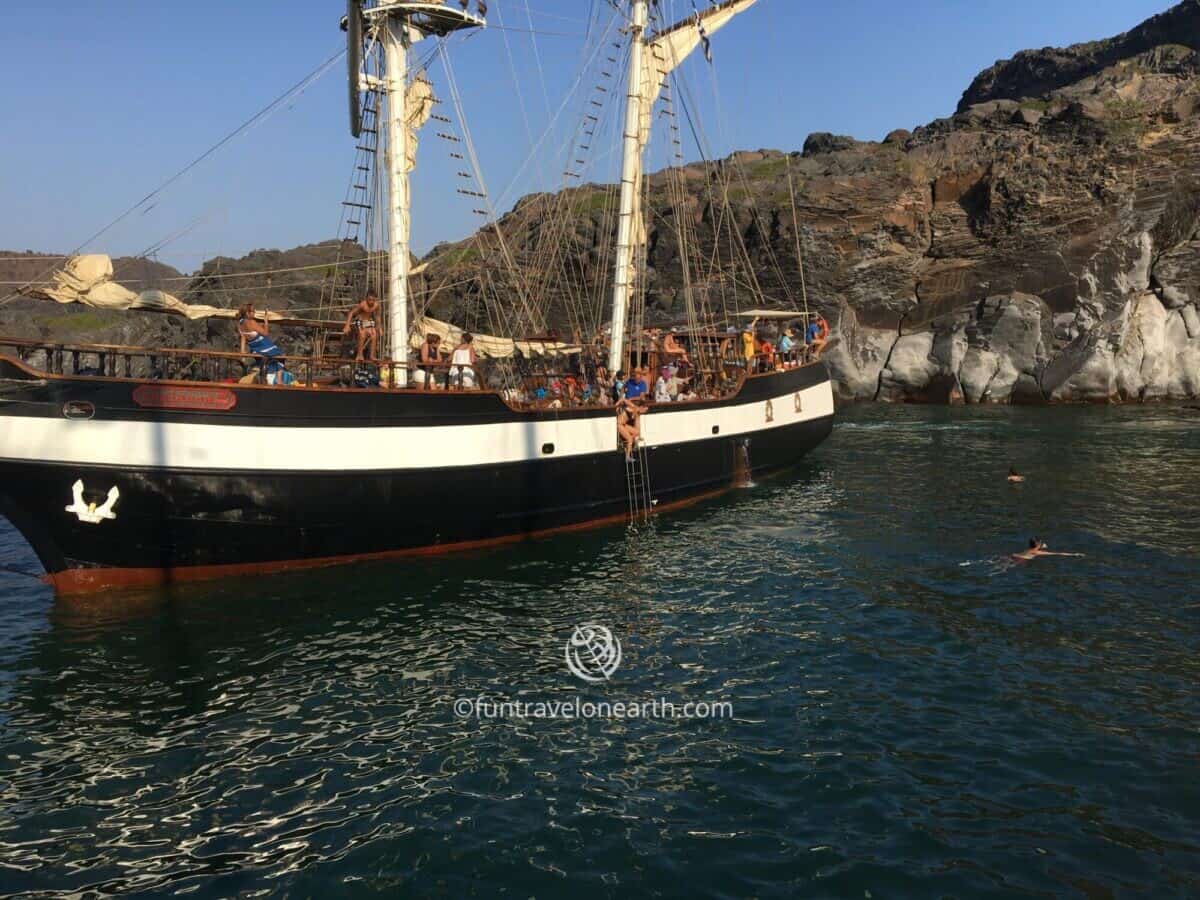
[740, 317, 759, 365]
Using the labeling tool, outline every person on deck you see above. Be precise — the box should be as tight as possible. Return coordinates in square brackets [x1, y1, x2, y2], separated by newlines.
[236, 302, 286, 383]
[740, 318, 759, 367]
[449, 333, 477, 389]
[342, 293, 381, 361]
[595, 366, 614, 405]
[611, 370, 627, 404]
[778, 328, 795, 363]
[757, 335, 775, 372]
[625, 368, 649, 400]
[811, 313, 830, 359]
[418, 333, 444, 388]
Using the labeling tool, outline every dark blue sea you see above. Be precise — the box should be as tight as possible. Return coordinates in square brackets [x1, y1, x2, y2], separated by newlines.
[1, 404, 1197, 897]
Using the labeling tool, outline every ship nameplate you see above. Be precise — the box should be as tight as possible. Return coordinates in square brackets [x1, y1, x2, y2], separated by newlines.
[132, 385, 237, 411]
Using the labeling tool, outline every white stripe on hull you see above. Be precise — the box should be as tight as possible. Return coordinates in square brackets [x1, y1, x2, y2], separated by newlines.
[0, 381, 834, 472]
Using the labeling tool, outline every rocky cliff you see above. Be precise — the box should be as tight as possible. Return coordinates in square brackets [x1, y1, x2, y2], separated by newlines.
[419, 0, 1200, 403]
[5, 2, 1200, 403]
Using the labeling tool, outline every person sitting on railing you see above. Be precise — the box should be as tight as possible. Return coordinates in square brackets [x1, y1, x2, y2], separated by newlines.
[804, 313, 830, 360]
[662, 330, 690, 367]
[342, 293, 381, 361]
[449, 333, 477, 389]
[813, 313, 830, 359]
[236, 302, 287, 383]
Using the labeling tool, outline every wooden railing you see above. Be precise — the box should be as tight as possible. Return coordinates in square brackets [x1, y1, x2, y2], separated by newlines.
[0, 337, 489, 392]
[0, 336, 817, 405]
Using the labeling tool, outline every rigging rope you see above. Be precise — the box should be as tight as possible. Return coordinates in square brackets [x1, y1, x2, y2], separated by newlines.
[0, 47, 346, 308]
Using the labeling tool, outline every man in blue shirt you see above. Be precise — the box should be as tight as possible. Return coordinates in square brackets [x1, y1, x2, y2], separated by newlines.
[625, 368, 649, 399]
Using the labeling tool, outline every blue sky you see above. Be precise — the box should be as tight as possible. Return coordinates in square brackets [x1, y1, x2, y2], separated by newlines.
[0, 0, 1171, 271]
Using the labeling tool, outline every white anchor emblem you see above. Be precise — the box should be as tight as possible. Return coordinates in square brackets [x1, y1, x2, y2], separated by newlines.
[65, 480, 120, 524]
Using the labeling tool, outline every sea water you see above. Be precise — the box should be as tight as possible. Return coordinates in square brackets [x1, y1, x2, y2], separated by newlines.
[0, 404, 1196, 896]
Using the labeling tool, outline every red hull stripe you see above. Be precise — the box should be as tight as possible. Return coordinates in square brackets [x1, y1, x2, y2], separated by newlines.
[46, 486, 730, 595]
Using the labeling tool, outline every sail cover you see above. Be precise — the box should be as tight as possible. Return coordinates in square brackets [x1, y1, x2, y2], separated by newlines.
[23, 255, 239, 321]
[410, 315, 580, 359]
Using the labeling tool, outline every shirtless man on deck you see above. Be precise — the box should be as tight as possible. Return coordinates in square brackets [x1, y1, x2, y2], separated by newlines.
[343, 293, 381, 361]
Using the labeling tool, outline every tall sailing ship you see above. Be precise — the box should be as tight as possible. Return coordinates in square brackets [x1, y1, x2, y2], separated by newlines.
[0, 0, 834, 595]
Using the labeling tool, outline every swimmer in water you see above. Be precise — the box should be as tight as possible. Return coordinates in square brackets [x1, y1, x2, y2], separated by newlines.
[1012, 538, 1084, 561]
[1007, 467, 1025, 483]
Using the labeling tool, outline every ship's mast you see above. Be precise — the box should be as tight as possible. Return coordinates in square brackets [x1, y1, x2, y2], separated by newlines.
[359, 2, 484, 384]
[607, 0, 649, 376]
[382, 15, 412, 384]
[605, 0, 757, 373]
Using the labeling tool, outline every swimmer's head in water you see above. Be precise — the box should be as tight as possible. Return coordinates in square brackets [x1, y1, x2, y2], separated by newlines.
[1029, 538, 1039, 549]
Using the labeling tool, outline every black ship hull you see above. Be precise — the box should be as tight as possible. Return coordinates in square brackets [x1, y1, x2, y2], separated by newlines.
[0, 356, 833, 593]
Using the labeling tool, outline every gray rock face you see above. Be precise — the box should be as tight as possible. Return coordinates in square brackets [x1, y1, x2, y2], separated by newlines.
[826, 293, 1057, 404]
[957, 0, 1200, 110]
[375, 2, 1200, 404]
[1153, 240, 1200, 307]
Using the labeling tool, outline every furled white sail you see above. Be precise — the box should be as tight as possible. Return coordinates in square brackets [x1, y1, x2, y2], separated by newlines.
[404, 72, 435, 173]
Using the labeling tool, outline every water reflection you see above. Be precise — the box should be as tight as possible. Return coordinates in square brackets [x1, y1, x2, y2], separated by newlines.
[0, 406, 1198, 896]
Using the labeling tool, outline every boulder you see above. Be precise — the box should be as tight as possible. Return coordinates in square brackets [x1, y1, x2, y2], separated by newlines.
[1114, 294, 1171, 400]
[802, 132, 859, 157]
[877, 331, 938, 400]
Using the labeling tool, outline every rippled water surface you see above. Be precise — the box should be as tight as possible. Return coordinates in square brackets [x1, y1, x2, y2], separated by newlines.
[1, 404, 1198, 897]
